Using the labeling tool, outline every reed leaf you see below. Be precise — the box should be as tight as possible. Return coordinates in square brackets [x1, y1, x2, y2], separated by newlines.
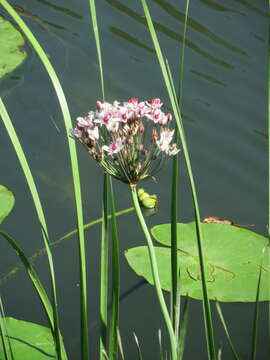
[108, 178, 120, 360]
[0, 207, 134, 286]
[0, 230, 67, 360]
[178, 296, 189, 360]
[88, 0, 105, 100]
[0, 2, 88, 358]
[99, 174, 110, 359]
[0, 297, 14, 360]
[251, 248, 265, 360]
[268, 0, 270, 350]
[40, 225, 62, 360]
[139, 1, 216, 358]
[87, 2, 109, 359]
[215, 302, 240, 360]
[133, 332, 143, 360]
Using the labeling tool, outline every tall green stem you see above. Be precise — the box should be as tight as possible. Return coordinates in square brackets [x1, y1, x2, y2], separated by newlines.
[130, 186, 177, 360]
[99, 174, 109, 359]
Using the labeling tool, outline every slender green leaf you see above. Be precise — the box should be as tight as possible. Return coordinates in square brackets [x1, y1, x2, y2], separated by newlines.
[215, 302, 240, 360]
[0, 298, 14, 360]
[139, 1, 216, 358]
[88, 0, 105, 100]
[0, 231, 67, 360]
[87, 2, 109, 359]
[117, 328, 125, 360]
[251, 248, 266, 360]
[0, 207, 134, 286]
[40, 225, 62, 360]
[266, 15, 270, 360]
[0, 3, 88, 358]
[178, 296, 189, 360]
[158, 329, 164, 360]
[99, 174, 109, 359]
[133, 332, 142, 360]
[108, 178, 120, 360]
[0, 98, 48, 243]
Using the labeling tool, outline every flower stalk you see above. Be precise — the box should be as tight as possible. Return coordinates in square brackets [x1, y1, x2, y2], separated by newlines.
[130, 185, 177, 360]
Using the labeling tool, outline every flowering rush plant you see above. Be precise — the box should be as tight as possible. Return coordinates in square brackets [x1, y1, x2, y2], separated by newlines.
[71, 98, 180, 186]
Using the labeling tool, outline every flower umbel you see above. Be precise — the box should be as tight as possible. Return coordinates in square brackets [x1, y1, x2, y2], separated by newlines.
[71, 98, 180, 185]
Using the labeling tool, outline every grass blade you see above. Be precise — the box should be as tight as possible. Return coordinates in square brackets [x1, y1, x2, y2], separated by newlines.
[108, 178, 120, 360]
[87, 3, 109, 359]
[0, 97, 48, 246]
[0, 230, 67, 359]
[117, 328, 125, 360]
[268, 0, 270, 351]
[158, 329, 164, 360]
[215, 302, 240, 360]
[178, 296, 189, 360]
[251, 247, 265, 360]
[0, 3, 89, 358]
[0, 100, 67, 360]
[99, 174, 110, 359]
[133, 332, 143, 360]
[178, 0, 190, 105]
[88, 0, 105, 100]
[0, 297, 14, 360]
[139, 1, 216, 358]
[40, 224, 63, 360]
[0, 207, 134, 285]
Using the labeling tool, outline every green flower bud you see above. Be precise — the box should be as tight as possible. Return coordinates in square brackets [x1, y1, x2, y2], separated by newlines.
[137, 188, 145, 198]
[142, 197, 157, 209]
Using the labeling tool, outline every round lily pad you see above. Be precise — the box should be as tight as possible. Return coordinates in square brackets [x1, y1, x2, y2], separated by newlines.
[0, 317, 56, 359]
[0, 185, 15, 224]
[0, 16, 27, 79]
[125, 222, 269, 302]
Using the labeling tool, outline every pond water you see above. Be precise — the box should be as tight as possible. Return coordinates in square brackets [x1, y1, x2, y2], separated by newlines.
[0, 0, 269, 358]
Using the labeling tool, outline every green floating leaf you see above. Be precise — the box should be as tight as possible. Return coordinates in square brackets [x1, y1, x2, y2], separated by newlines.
[0, 16, 27, 79]
[0, 185, 15, 224]
[0, 317, 56, 359]
[125, 222, 270, 302]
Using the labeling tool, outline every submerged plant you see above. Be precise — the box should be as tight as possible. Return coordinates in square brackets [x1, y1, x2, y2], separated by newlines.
[71, 98, 179, 185]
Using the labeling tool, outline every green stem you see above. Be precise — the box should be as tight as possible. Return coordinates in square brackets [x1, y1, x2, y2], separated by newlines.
[99, 173, 109, 359]
[108, 178, 120, 360]
[130, 186, 177, 360]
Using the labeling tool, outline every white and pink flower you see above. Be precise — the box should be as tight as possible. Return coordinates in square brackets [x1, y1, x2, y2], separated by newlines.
[102, 138, 123, 156]
[71, 98, 180, 184]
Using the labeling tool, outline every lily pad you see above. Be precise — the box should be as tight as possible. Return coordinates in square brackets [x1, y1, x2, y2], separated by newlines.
[0, 16, 27, 79]
[0, 185, 15, 224]
[125, 222, 269, 302]
[0, 317, 56, 359]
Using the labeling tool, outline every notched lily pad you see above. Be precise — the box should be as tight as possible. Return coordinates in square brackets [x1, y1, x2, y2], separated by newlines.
[0, 16, 27, 79]
[125, 222, 269, 302]
[0, 317, 56, 359]
[0, 185, 15, 224]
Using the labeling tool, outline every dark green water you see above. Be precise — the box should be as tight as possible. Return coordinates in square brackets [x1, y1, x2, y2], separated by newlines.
[0, 0, 268, 358]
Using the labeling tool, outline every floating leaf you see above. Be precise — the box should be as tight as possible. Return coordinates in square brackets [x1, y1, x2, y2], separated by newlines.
[0, 16, 27, 79]
[125, 222, 269, 302]
[0, 317, 56, 359]
[0, 185, 15, 224]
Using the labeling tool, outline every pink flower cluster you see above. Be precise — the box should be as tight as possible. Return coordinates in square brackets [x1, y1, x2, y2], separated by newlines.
[71, 98, 179, 185]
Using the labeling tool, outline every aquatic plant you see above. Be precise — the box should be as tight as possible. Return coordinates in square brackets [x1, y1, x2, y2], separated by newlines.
[71, 98, 179, 185]
[71, 97, 180, 359]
